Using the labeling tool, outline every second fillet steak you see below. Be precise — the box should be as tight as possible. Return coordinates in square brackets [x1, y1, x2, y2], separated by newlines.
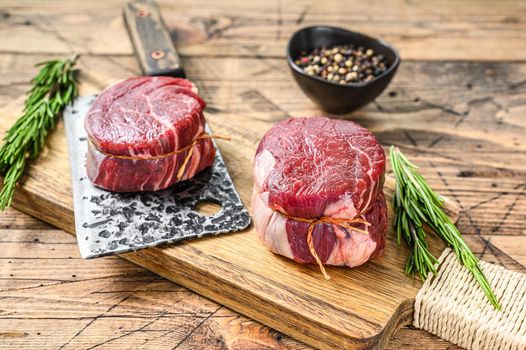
[252, 117, 387, 269]
[85, 77, 215, 192]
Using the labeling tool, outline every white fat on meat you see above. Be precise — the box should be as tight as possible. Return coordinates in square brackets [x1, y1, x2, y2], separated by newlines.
[253, 150, 275, 197]
[252, 188, 293, 259]
[323, 192, 359, 219]
[325, 225, 377, 267]
[252, 187, 377, 267]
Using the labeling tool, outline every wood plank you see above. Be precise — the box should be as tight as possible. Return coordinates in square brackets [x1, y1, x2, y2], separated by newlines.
[387, 328, 462, 350]
[0, 0, 525, 60]
[481, 235, 526, 269]
[0, 208, 52, 230]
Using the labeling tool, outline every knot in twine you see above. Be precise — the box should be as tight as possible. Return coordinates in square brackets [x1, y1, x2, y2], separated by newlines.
[280, 213, 371, 280]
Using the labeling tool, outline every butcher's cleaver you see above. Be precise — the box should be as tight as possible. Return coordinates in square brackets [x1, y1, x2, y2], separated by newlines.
[63, 0, 251, 259]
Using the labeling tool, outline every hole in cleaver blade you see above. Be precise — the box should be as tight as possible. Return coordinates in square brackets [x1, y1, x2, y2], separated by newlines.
[63, 95, 251, 259]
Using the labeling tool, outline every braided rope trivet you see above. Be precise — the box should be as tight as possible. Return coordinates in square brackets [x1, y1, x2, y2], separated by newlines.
[414, 248, 526, 350]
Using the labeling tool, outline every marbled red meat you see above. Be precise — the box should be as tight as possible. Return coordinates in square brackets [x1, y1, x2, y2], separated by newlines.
[85, 76, 215, 192]
[252, 117, 387, 268]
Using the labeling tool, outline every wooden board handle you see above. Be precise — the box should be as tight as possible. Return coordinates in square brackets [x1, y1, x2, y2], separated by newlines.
[123, 0, 185, 77]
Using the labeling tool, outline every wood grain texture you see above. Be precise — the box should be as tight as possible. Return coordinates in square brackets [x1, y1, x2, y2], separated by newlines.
[1, 0, 526, 60]
[0, 0, 526, 349]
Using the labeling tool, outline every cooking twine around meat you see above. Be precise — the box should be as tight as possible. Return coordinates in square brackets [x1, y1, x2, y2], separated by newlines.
[88, 133, 230, 180]
[283, 214, 371, 280]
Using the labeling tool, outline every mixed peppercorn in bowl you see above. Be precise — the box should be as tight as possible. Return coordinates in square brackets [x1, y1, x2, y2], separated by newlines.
[287, 26, 400, 114]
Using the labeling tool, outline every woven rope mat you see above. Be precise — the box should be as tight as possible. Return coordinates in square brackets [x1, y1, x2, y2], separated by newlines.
[414, 248, 526, 350]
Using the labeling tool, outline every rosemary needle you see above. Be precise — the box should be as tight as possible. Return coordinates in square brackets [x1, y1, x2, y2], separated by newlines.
[0, 56, 78, 210]
[390, 146, 500, 310]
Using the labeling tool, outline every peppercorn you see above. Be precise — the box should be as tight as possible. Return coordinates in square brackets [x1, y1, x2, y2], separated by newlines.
[294, 44, 390, 84]
[346, 72, 358, 81]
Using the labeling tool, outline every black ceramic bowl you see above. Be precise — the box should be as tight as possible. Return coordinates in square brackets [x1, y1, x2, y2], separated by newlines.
[287, 26, 400, 114]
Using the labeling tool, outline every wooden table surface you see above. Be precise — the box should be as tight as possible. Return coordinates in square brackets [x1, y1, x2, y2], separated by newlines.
[1, 0, 525, 349]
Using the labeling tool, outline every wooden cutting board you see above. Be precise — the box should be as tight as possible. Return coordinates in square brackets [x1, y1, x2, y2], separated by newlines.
[0, 96, 458, 349]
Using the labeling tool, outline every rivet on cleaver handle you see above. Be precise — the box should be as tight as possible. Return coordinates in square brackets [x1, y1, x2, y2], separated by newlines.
[123, 0, 185, 77]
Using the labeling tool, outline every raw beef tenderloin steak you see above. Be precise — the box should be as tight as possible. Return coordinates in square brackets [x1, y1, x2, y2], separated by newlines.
[252, 117, 387, 268]
[85, 77, 215, 192]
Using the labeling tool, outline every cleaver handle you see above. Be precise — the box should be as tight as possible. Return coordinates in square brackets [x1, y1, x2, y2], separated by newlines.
[123, 0, 185, 77]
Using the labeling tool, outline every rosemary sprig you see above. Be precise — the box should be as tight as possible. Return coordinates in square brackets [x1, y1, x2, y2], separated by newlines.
[0, 56, 78, 210]
[390, 146, 500, 309]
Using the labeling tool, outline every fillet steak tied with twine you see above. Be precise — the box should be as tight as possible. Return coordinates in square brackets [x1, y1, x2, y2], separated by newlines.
[252, 117, 387, 278]
[85, 76, 221, 192]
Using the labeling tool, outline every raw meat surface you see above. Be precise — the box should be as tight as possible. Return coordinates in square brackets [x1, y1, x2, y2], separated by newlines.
[85, 76, 204, 157]
[252, 117, 387, 268]
[85, 77, 215, 192]
[254, 117, 385, 219]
